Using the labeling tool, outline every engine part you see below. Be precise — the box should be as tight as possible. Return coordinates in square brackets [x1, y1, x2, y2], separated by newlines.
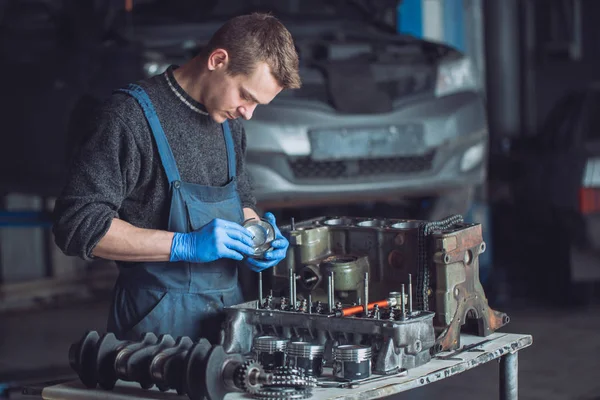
[251, 366, 317, 400]
[243, 218, 276, 258]
[428, 221, 510, 351]
[333, 345, 372, 381]
[286, 342, 325, 377]
[320, 254, 369, 303]
[271, 215, 509, 352]
[400, 284, 407, 320]
[115, 333, 177, 389]
[334, 297, 397, 317]
[68, 330, 101, 388]
[363, 271, 369, 315]
[298, 264, 321, 291]
[68, 331, 317, 400]
[222, 296, 435, 375]
[288, 268, 295, 309]
[254, 336, 289, 371]
[266, 366, 318, 388]
[327, 273, 333, 313]
[408, 274, 413, 313]
[234, 360, 269, 395]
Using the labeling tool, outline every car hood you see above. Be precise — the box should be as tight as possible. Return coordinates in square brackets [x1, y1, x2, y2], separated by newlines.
[130, 18, 455, 113]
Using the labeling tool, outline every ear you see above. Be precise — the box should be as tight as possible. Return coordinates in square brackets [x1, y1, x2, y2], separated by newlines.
[207, 48, 229, 71]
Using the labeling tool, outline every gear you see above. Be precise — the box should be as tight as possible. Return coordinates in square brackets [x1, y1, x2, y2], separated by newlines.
[252, 387, 312, 400]
[272, 366, 306, 377]
[267, 375, 317, 388]
[235, 360, 267, 395]
[275, 366, 305, 374]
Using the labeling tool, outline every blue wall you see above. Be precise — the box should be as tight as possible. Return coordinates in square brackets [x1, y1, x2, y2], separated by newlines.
[397, 0, 466, 52]
[443, 0, 465, 52]
[397, 0, 423, 38]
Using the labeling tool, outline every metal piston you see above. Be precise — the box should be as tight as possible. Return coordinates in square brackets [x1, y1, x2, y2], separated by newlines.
[243, 218, 276, 259]
[286, 342, 325, 377]
[333, 345, 372, 381]
[253, 336, 289, 371]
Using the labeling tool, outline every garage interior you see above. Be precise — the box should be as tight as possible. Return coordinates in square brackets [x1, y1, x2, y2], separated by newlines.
[1, 0, 600, 399]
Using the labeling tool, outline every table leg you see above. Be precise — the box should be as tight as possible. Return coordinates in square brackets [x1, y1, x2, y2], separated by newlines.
[499, 351, 518, 400]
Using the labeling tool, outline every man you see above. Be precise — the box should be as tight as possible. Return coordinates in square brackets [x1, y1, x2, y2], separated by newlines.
[52, 12, 301, 343]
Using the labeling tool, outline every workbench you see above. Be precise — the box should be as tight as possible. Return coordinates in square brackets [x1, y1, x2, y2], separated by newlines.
[38, 332, 532, 400]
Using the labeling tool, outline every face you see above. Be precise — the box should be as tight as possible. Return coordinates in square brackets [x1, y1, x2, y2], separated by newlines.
[203, 49, 283, 123]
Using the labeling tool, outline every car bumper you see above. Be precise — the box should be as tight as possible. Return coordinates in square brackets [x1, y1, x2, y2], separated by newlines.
[244, 91, 488, 208]
[250, 146, 485, 208]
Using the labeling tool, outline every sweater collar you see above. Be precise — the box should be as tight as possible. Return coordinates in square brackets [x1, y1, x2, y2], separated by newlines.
[164, 65, 209, 115]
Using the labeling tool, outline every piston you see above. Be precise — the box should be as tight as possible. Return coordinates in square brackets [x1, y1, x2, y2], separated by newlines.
[253, 336, 289, 371]
[243, 218, 276, 258]
[333, 345, 372, 381]
[286, 342, 325, 377]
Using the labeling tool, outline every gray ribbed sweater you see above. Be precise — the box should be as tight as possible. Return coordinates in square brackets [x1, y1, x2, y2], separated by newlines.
[53, 66, 256, 260]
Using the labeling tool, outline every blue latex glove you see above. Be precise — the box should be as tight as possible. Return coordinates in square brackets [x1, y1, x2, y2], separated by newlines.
[170, 218, 256, 263]
[244, 212, 289, 272]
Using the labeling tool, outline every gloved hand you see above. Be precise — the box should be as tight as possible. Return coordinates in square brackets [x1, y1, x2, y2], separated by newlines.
[170, 218, 256, 263]
[244, 212, 289, 272]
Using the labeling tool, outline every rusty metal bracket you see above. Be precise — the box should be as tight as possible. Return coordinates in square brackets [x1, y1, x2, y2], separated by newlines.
[430, 223, 510, 352]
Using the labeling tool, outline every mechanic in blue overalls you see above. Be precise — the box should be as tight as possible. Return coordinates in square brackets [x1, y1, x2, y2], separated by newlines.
[52, 13, 302, 343]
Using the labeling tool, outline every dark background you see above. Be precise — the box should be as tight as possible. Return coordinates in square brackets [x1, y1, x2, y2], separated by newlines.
[1, 1, 600, 399]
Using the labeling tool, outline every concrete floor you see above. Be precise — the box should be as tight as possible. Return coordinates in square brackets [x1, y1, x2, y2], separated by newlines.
[0, 297, 599, 400]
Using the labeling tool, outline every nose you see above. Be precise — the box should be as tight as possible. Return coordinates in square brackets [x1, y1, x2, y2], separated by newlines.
[238, 104, 257, 120]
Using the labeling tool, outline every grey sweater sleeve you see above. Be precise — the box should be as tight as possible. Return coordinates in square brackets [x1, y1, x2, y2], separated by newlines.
[52, 110, 141, 259]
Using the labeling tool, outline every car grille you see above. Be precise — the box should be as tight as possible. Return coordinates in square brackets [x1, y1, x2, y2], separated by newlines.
[288, 151, 436, 180]
[294, 78, 433, 105]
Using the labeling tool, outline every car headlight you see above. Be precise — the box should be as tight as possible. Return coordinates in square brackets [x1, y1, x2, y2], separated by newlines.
[460, 142, 485, 172]
[435, 57, 478, 97]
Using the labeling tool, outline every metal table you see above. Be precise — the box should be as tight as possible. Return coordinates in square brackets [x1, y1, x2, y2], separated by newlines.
[40, 332, 532, 400]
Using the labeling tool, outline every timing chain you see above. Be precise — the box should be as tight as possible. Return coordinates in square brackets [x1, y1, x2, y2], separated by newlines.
[416, 214, 464, 311]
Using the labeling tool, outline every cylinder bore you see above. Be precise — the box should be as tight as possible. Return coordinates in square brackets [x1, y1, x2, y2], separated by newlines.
[323, 217, 354, 226]
[391, 220, 421, 229]
[323, 255, 358, 264]
[356, 219, 386, 228]
[286, 342, 325, 377]
[321, 255, 369, 293]
[253, 336, 289, 371]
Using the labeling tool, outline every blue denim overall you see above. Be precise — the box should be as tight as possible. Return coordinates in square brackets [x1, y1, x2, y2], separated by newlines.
[106, 84, 244, 343]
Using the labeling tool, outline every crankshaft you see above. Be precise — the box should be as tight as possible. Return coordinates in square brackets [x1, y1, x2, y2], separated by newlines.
[69, 330, 308, 400]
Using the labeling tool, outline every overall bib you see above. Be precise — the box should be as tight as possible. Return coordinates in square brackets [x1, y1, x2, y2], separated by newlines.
[107, 84, 244, 344]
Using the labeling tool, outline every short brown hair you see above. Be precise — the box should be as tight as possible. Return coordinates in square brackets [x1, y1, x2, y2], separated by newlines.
[202, 13, 301, 89]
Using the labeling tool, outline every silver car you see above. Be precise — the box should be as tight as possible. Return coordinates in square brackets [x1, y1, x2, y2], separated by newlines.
[139, 0, 488, 217]
[242, 55, 486, 213]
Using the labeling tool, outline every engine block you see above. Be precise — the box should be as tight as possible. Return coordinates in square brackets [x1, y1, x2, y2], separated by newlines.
[262, 215, 509, 352]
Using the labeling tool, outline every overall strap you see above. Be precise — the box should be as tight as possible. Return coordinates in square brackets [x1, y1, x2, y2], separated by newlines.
[114, 84, 182, 184]
[221, 121, 236, 180]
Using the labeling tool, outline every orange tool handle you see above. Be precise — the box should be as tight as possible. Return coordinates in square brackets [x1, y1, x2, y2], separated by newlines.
[337, 299, 392, 317]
